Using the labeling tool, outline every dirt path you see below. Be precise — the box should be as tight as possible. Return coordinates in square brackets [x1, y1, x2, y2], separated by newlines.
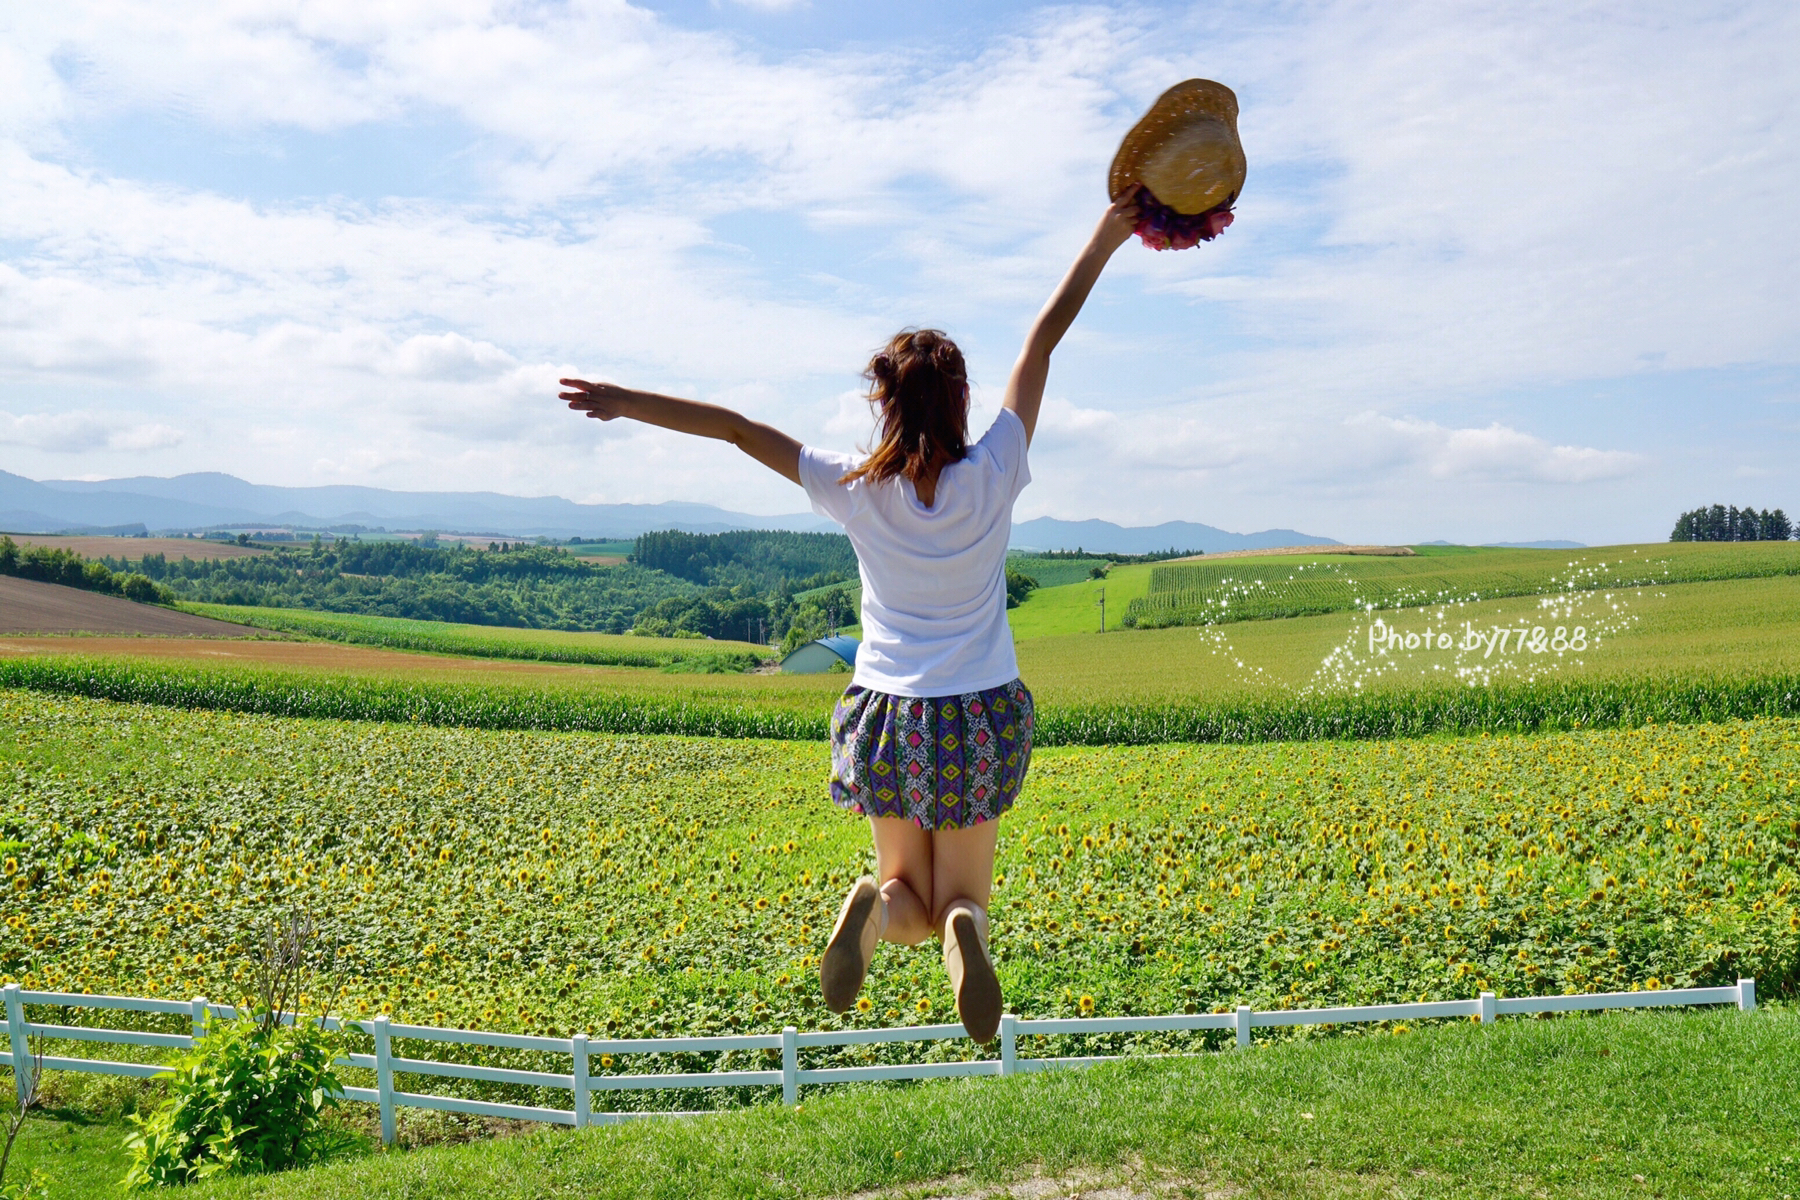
[834, 1167, 1229, 1200]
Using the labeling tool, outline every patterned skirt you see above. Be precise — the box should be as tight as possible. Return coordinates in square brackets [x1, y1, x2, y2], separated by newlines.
[828, 679, 1034, 830]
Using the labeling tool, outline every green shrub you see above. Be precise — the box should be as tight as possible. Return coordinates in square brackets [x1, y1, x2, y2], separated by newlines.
[1005, 568, 1039, 608]
[123, 1011, 351, 1188]
[120, 573, 160, 603]
[0, 536, 172, 604]
[0, 1168, 48, 1200]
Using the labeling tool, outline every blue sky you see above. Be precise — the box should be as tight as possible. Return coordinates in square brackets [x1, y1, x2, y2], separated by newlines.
[0, 0, 1795, 544]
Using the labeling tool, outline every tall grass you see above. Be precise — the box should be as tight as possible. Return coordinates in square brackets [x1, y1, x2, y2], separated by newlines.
[0, 657, 821, 739]
[178, 603, 765, 671]
[6, 655, 1799, 745]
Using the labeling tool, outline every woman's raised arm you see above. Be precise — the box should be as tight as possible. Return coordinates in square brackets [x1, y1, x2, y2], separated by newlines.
[559, 381, 803, 485]
[1002, 191, 1142, 444]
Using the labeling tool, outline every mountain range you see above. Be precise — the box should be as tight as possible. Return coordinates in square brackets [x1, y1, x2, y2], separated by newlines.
[0, 469, 1339, 554]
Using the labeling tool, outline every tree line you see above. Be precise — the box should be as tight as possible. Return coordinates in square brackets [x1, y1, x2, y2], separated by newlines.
[0, 536, 172, 603]
[630, 529, 857, 592]
[64, 528, 866, 646]
[1670, 505, 1793, 542]
[12, 526, 1080, 651]
[627, 532, 856, 646]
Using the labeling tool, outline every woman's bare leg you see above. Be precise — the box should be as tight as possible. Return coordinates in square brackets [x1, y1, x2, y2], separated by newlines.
[930, 819, 999, 919]
[869, 817, 934, 945]
[934, 819, 1003, 1042]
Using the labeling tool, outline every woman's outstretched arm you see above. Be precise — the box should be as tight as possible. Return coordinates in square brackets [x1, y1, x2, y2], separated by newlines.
[558, 382, 803, 485]
[1002, 191, 1143, 444]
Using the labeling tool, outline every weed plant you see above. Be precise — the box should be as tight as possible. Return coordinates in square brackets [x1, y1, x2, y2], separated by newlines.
[122, 913, 353, 1187]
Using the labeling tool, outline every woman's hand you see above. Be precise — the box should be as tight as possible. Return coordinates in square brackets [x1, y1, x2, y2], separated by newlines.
[556, 377, 803, 485]
[559, 378, 637, 421]
[1092, 186, 1143, 254]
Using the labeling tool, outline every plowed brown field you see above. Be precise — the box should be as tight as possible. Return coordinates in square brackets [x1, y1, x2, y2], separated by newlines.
[0, 578, 256, 636]
[3, 534, 266, 561]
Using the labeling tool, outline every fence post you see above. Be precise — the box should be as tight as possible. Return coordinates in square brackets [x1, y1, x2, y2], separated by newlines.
[571, 1033, 591, 1129]
[190, 997, 208, 1043]
[1235, 1005, 1252, 1049]
[1000, 1014, 1017, 1076]
[1479, 992, 1497, 1025]
[372, 1015, 396, 1146]
[781, 1026, 798, 1107]
[1738, 978, 1756, 1013]
[4, 984, 28, 1108]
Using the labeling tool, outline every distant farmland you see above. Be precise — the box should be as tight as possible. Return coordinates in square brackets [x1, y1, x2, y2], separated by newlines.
[0, 576, 256, 636]
[1122, 542, 1800, 628]
[1, 533, 267, 562]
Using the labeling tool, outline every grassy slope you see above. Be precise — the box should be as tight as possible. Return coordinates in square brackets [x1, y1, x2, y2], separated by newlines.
[1124, 541, 1800, 628]
[15, 1009, 1795, 1200]
[1005, 554, 1111, 589]
[1005, 562, 1157, 639]
[1018, 574, 1800, 704]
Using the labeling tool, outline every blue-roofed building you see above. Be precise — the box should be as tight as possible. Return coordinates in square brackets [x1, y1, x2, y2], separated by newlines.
[779, 635, 859, 674]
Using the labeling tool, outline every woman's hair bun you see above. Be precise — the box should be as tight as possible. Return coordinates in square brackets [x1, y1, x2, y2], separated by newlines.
[870, 353, 895, 380]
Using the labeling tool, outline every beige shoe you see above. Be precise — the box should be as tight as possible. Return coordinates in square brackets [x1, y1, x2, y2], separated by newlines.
[942, 902, 1002, 1044]
[820, 877, 885, 1013]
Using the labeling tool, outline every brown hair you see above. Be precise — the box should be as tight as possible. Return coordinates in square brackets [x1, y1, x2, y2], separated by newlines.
[840, 329, 970, 488]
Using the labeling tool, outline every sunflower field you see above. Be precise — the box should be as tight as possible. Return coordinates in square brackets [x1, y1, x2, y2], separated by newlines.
[3, 690, 1797, 1113]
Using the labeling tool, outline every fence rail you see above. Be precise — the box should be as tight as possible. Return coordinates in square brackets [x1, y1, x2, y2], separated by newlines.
[4, 979, 1757, 1144]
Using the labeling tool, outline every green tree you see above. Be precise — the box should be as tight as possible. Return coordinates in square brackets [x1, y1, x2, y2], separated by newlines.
[1005, 567, 1039, 608]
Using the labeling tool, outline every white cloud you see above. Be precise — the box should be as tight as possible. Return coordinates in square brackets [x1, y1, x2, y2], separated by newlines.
[0, 409, 183, 453]
[107, 422, 185, 452]
[1345, 415, 1644, 485]
[822, 389, 874, 438]
[388, 333, 516, 381]
[0, 1, 1792, 539]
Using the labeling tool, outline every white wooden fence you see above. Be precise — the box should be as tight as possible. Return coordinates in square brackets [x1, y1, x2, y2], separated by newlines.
[4, 979, 1757, 1145]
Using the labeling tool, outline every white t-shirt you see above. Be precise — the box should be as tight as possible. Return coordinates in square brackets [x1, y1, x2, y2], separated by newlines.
[799, 407, 1031, 697]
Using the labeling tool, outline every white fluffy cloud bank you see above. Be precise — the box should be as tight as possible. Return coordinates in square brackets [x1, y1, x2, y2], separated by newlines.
[0, 0, 1793, 542]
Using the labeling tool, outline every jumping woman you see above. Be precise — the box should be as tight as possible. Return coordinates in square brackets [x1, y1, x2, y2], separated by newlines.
[560, 190, 1143, 1043]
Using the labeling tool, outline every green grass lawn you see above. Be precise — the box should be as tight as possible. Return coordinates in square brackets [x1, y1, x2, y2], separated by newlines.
[569, 540, 636, 558]
[12, 1009, 1796, 1199]
[1124, 541, 1800, 629]
[1016, 573, 1800, 704]
[1005, 562, 1158, 639]
[3, 1108, 136, 1200]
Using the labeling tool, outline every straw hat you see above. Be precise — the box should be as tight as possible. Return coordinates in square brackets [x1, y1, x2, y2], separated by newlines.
[1109, 79, 1245, 217]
